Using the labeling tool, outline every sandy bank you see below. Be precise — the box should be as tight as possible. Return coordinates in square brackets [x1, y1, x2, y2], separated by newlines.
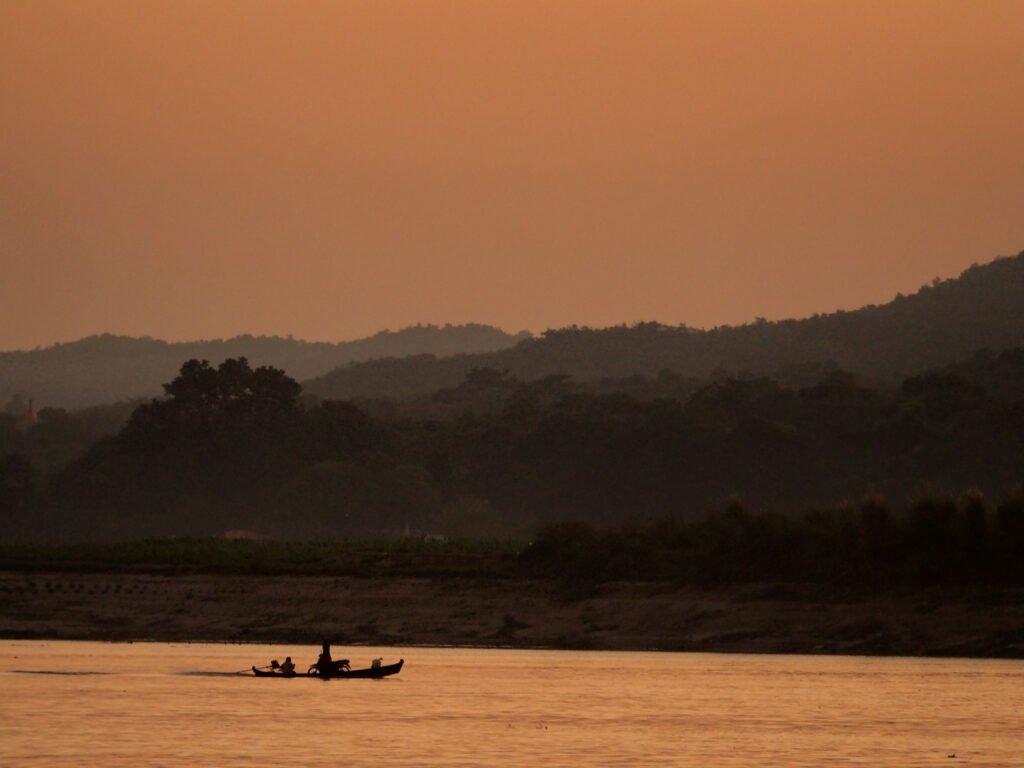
[2, 570, 1022, 658]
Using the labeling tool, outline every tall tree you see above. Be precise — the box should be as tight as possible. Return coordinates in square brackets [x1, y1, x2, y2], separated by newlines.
[60, 358, 303, 535]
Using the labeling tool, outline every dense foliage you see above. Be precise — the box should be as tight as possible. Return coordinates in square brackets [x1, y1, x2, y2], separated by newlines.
[2, 349, 1023, 561]
[522, 492, 1024, 589]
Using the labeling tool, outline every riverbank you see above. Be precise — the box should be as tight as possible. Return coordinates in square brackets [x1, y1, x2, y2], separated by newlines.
[2, 569, 1021, 658]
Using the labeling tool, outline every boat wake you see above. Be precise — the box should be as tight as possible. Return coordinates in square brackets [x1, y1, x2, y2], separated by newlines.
[175, 671, 253, 677]
[12, 669, 257, 677]
[13, 670, 110, 675]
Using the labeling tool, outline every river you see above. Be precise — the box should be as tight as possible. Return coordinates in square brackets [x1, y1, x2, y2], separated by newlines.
[3, 641, 1022, 766]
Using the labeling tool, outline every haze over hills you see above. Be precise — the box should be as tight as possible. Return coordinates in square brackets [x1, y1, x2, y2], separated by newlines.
[0, 324, 530, 411]
[305, 252, 1024, 401]
[3, 252, 1022, 412]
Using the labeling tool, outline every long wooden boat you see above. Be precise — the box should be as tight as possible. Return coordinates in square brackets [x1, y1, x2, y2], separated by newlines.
[252, 659, 404, 679]
[251, 667, 299, 677]
[314, 659, 404, 679]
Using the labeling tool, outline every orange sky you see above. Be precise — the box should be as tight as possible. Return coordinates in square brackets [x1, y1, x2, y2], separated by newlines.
[2, 1, 1022, 351]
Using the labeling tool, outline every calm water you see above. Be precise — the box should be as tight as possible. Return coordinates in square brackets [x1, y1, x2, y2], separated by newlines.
[2, 640, 1022, 767]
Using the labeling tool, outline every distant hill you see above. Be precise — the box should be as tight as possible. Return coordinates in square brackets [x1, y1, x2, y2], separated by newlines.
[0, 324, 530, 410]
[304, 252, 1024, 400]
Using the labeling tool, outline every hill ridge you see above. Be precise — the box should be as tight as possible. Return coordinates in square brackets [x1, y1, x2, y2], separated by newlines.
[1, 324, 530, 410]
[304, 251, 1024, 400]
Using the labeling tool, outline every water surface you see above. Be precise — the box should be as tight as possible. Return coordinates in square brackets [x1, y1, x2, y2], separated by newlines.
[3, 641, 1022, 766]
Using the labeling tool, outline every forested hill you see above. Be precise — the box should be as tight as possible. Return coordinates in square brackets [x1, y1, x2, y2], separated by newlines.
[305, 252, 1024, 400]
[0, 324, 529, 410]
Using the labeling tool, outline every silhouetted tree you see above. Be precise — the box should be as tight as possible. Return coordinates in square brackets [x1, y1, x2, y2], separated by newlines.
[54, 359, 303, 535]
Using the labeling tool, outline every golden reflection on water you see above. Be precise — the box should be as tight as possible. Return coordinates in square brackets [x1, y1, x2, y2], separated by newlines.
[3, 641, 1023, 767]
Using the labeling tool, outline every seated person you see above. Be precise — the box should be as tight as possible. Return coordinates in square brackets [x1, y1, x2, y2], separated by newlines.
[280, 656, 295, 675]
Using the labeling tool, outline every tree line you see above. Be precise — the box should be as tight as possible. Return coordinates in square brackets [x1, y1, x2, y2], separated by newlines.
[2, 352, 1023, 570]
[521, 492, 1024, 591]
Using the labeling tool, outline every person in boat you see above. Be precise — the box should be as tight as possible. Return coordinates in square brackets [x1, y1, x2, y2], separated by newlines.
[316, 642, 333, 676]
[315, 642, 351, 675]
[280, 656, 295, 675]
[371, 657, 382, 670]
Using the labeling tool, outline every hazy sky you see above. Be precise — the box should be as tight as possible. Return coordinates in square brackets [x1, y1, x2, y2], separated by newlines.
[2, 1, 1022, 351]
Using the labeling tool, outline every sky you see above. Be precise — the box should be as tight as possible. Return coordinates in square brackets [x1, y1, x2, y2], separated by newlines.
[2, 1, 1023, 351]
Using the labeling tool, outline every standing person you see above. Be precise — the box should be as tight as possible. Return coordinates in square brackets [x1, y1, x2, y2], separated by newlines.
[316, 641, 333, 676]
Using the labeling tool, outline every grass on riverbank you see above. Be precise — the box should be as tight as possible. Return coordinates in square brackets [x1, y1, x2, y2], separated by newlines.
[0, 538, 522, 578]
